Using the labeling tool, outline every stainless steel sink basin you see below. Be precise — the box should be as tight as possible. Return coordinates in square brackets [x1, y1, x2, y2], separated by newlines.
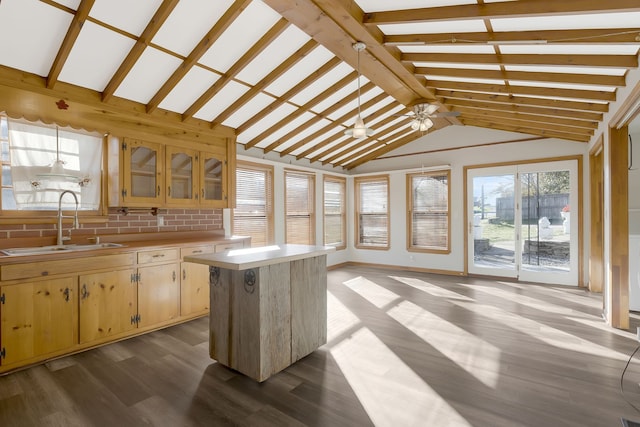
[0, 242, 125, 256]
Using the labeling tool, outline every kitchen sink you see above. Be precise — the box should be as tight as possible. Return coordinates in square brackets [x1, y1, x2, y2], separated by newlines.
[0, 242, 125, 256]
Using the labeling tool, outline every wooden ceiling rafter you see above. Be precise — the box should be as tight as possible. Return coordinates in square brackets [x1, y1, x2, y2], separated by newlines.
[363, 0, 640, 25]
[46, 0, 96, 89]
[343, 128, 428, 170]
[403, 53, 638, 69]
[445, 98, 604, 121]
[210, 39, 319, 129]
[244, 70, 365, 150]
[102, 0, 179, 102]
[460, 118, 591, 142]
[145, 0, 252, 114]
[236, 57, 343, 135]
[451, 106, 598, 130]
[384, 28, 640, 46]
[182, 18, 291, 120]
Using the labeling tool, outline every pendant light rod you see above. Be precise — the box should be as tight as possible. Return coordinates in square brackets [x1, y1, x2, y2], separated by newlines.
[345, 41, 373, 139]
[353, 41, 365, 117]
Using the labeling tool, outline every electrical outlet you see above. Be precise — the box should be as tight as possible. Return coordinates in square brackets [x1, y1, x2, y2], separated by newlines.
[157, 215, 164, 227]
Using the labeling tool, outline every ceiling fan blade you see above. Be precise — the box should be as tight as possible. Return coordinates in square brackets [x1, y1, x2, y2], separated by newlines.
[425, 104, 439, 115]
[431, 111, 461, 118]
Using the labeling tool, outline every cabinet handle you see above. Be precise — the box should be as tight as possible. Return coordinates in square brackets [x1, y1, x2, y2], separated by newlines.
[183, 269, 186, 280]
[81, 283, 89, 300]
[202, 189, 205, 198]
[63, 287, 70, 302]
[172, 270, 176, 282]
[168, 186, 171, 197]
[192, 250, 202, 254]
[157, 186, 160, 196]
[152, 254, 165, 258]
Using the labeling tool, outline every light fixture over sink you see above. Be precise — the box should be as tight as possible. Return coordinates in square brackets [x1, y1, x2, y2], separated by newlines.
[344, 42, 373, 139]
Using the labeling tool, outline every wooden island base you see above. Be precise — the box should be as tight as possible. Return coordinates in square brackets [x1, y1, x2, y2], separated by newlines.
[185, 244, 334, 382]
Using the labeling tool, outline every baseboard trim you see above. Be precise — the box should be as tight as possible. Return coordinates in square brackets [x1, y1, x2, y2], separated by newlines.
[330, 261, 465, 277]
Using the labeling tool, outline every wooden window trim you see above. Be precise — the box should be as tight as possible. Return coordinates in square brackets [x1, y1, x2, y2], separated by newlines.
[354, 174, 390, 250]
[323, 174, 346, 250]
[406, 170, 451, 254]
[233, 160, 274, 246]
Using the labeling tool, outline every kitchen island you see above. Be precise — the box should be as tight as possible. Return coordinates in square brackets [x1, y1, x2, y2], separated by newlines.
[184, 244, 334, 382]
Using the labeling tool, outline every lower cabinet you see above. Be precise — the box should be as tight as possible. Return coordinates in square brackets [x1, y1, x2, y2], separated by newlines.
[137, 262, 180, 328]
[180, 245, 215, 317]
[0, 277, 77, 365]
[79, 269, 137, 344]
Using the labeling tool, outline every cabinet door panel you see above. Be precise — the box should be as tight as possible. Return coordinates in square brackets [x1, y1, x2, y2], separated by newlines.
[138, 263, 179, 327]
[166, 146, 198, 207]
[180, 262, 209, 316]
[122, 139, 164, 206]
[200, 147, 227, 208]
[79, 269, 137, 344]
[1, 278, 77, 365]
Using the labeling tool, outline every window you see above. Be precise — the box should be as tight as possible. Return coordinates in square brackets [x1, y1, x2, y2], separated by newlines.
[1, 116, 103, 214]
[355, 175, 389, 249]
[323, 175, 346, 249]
[233, 161, 273, 247]
[407, 171, 450, 253]
[285, 169, 315, 245]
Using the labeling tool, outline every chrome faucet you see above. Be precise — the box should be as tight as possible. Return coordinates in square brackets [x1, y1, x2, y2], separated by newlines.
[57, 190, 79, 246]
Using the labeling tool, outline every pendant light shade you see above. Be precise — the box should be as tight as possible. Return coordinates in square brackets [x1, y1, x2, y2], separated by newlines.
[344, 42, 373, 139]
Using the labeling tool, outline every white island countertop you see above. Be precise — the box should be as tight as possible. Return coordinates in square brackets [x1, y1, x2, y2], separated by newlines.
[184, 244, 335, 270]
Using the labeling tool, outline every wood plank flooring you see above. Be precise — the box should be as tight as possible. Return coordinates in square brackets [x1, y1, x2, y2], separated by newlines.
[2, 265, 640, 426]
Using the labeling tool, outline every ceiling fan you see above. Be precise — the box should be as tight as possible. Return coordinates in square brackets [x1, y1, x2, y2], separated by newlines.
[401, 103, 461, 132]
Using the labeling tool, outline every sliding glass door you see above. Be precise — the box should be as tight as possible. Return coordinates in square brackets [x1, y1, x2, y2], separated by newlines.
[468, 160, 578, 285]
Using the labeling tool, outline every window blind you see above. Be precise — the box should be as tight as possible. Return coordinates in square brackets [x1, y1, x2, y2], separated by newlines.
[234, 162, 273, 247]
[356, 176, 389, 248]
[285, 170, 315, 245]
[323, 176, 345, 248]
[409, 172, 450, 252]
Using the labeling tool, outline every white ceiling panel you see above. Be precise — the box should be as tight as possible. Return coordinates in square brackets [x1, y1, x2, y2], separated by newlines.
[272, 117, 334, 153]
[303, 134, 351, 159]
[193, 80, 250, 121]
[289, 128, 344, 157]
[491, 12, 640, 32]
[113, 47, 182, 104]
[311, 84, 359, 114]
[379, 20, 487, 35]
[355, 0, 475, 13]
[504, 65, 628, 76]
[58, 21, 135, 92]
[237, 103, 298, 144]
[252, 111, 317, 149]
[90, 0, 162, 36]
[289, 63, 355, 106]
[426, 75, 505, 85]
[151, 0, 235, 56]
[158, 67, 221, 114]
[499, 44, 639, 55]
[415, 62, 502, 70]
[0, 0, 72, 76]
[265, 46, 335, 96]
[55, 0, 81, 8]
[328, 87, 385, 121]
[508, 80, 617, 92]
[235, 26, 311, 85]
[330, 140, 378, 163]
[222, 93, 278, 128]
[199, 2, 281, 73]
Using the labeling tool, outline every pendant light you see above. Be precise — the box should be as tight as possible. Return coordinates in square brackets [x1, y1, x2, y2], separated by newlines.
[31, 126, 90, 188]
[345, 42, 373, 139]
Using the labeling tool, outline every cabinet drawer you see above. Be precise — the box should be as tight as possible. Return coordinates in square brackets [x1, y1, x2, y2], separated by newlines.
[181, 245, 215, 258]
[215, 242, 244, 253]
[1, 253, 135, 281]
[137, 248, 179, 264]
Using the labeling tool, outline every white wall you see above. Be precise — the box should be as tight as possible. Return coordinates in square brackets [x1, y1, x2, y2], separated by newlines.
[238, 125, 588, 274]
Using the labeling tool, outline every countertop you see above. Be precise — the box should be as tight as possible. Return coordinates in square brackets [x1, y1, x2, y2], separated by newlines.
[184, 244, 335, 270]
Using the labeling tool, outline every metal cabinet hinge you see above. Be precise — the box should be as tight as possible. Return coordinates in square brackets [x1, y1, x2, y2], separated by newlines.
[130, 273, 140, 283]
[122, 189, 128, 198]
[0, 293, 4, 304]
[122, 142, 127, 151]
[130, 314, 141, 325]
[0, 347, 5, 359]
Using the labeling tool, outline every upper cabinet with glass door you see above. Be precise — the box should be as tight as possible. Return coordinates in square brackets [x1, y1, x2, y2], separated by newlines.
[166, 146, 198, 207]
[120, 139, 164, 207]
[200, 146, 227, 208]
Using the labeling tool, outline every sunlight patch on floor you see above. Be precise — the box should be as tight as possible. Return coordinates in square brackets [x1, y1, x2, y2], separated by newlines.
[343, 276, 401, 308]
[390, 276, 474, 301]
[388, 300, 502, 388]
[566, 316, 636, 340]
[497, 281, 602, 309]
[452, 301, 629, 360]
[330, 327, 472, 427]
[326, 290, 362, 342]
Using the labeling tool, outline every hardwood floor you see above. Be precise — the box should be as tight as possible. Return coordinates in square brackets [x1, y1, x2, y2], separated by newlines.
[2, 265, 640, 426]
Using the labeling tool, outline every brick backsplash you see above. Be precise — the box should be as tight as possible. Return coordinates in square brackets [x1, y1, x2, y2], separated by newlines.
[0, 208, 223, 240]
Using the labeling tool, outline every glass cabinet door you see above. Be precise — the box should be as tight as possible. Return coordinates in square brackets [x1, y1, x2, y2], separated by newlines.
[200, 147, 226, 208]
[166, 146, 198, 207]
[122, 139, 163, 206]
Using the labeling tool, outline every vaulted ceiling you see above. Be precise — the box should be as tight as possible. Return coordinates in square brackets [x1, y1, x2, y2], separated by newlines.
[1, 0, 639, 170]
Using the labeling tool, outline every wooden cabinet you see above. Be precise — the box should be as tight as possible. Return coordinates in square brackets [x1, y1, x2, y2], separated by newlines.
[1, 277, 77, 365]
[136, 249, 180, 328]
[121, 139, 164, 207]
[79, 269, 137, 344]
[180, 245, 214, 317]
[108, 135, 232, 208]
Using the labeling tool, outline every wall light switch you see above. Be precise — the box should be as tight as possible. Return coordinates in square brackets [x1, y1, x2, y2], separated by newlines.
[157, 215, 164, 227]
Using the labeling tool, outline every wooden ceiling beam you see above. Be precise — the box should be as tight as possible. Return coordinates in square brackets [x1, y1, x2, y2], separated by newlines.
[47, 0, 96, 89]
[210, 40, 318, 128]
[404, 53, 637, 69]
[245, 72, 367, 150]
[364, 0, 640, 25]
[183, 18, 290, 120]
[427, 79, 616, 102]
[145, 0, 251, 113]
[460, 118, 591, 142]
[384, 28, 640, 45]
[237, 57, 342, 135]
[452, 106, 598, 130]
[334, 124, 415, 167]
[262, 0, 436, 106]
[463, 115, 594, 136]
[415, 67, 625, 87]
[437, 89, 609, 112]
[102, 0, 179, 102]
[445, 98, 604, 121]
